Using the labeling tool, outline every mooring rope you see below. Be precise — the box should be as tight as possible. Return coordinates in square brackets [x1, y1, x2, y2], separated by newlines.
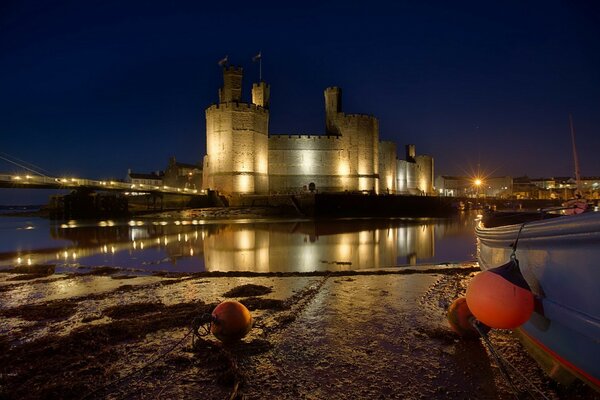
[81, 326, 195, 400]
[82, 310, 215, 400]
[472, 320, 551, 400]
[511, 222, 527, 259]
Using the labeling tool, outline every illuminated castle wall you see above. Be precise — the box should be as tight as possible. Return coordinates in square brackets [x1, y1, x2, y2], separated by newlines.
[203, 66, 269, 194]
[203, 67, 433, 195]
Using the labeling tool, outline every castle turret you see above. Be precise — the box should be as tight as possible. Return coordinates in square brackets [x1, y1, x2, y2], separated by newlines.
[324, 87, 342, 135]
[252, 82, 270, 108]
[219, 66, 243, 103]
[406, 144, 416, 163]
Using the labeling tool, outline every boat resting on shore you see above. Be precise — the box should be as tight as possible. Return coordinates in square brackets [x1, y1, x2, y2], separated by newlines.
[476, 210, 600, 391]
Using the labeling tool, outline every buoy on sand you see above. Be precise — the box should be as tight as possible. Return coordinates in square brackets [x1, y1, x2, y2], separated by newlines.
[447, 297, 480, 338]
[466, 260, 534, 329]
[211, 300, 253, 343]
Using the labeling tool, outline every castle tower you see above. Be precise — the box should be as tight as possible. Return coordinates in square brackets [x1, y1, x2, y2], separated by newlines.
[219, 66, 243, 103]
[324, 87, 342, 135]
[252, 82, 270, 108]
[204, 66, 269, 194]
[406, 144, 416, 163]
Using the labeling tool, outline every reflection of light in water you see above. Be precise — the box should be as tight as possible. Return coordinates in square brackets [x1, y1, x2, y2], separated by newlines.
[131, 227, 148, 241]
[359, 231, 370, 245]
[8, 216, 463, 274]
[338, 243, 352, 260]
[300, 246, 317, 271]
[63, 251, 69, 259]
[257, 247, 269, 272]
[27, 258, 32, 265]
[237, 230, 253, 250]
[17, 257, 22, 264]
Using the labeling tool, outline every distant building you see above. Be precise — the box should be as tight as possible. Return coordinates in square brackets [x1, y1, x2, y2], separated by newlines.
[516, 176, 600, 200]
[127, 169, 164, 187]
[436, 175, 600, 200]
[163, 157, 202, 190]
[127, 157, 202, 190]
[435, 175, 512, 198]
[202, 66, 434, 195]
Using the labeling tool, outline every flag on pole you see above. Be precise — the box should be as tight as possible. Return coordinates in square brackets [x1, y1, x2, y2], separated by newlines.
[252, 51, 262, 62]
[217, 55, 228, 66]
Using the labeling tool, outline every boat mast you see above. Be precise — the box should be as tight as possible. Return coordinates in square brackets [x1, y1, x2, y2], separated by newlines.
[569, 114, 582, 193]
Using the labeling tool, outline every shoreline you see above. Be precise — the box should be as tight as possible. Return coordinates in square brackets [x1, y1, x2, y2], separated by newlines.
[0, 264, 595, 399]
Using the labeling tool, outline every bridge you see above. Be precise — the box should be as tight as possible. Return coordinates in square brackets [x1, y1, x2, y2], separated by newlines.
[0, 173, 202, 196]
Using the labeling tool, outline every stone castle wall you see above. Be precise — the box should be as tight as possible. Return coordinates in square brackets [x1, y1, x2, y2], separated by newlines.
[203, 68, 434, 196]
[268, 134, 346, 192]
[379, 141, 397, 193]
[415, 155, 434, 194]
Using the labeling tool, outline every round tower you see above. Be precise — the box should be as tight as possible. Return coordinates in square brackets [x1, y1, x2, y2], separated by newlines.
[204, 66, 269, 194]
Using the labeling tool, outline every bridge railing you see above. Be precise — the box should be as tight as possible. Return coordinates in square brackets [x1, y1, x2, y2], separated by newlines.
[0, 174, 202, 196]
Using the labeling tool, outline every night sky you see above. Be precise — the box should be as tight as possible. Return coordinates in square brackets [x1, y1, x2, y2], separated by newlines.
[2, 0, 600, 192]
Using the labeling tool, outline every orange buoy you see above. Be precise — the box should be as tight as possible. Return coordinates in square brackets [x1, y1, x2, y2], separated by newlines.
[210, 300, 253, 343]
[447, 297, 480, 338]
[466, 260, 534, 329]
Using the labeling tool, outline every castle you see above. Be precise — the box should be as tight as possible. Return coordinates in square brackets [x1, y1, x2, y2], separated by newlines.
[202, 66, 434, 195]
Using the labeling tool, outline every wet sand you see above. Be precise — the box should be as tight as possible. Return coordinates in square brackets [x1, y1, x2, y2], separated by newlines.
[0, 265, 597, 399]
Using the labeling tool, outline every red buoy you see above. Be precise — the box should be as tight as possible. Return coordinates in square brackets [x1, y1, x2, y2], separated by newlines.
[466, 261, 534, 329]
[447, 297, 479, 338]
[210, 300, 253, 343]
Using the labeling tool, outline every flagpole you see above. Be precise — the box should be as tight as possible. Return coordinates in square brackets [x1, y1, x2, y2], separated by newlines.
[259, 57, 262, 81]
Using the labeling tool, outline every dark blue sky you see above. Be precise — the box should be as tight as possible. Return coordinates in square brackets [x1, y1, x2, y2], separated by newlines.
[2, 0, 600, 185]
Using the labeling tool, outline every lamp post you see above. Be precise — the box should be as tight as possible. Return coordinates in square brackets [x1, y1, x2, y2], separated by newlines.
[474, 178, 482, 199]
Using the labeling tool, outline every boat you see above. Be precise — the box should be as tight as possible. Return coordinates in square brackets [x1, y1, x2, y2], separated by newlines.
[475, 209, 600, 391]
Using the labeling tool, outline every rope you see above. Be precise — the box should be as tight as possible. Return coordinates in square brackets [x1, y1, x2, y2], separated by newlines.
[471, 319, 551, 400]
[511, 223, 527, 259]
[82, 312, 214, 400]
[81, 327, 194, 399]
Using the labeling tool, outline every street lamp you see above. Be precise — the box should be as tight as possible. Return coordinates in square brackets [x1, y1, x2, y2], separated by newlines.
[474, 178, 482, 198]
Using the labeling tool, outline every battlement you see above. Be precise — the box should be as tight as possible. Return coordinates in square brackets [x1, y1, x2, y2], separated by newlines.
[341, 113, 378, 122]
[223, 65, 243, 73]
[270, 133, 341, 140]
[206, 102, 269, 114]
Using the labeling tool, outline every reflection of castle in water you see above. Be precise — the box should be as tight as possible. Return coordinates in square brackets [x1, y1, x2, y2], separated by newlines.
[39, 219, 435, 272]
[203, 221, 434, 271]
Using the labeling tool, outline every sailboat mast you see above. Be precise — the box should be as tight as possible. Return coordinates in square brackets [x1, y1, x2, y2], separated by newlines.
[569, 114, 582, 192]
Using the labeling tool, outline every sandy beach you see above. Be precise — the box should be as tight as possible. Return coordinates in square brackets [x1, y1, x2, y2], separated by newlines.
[0, 264, 597, 399]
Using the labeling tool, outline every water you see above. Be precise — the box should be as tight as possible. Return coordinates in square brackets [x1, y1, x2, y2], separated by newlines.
[0, 213, 480, 274]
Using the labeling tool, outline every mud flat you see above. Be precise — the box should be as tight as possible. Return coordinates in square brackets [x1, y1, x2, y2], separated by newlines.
[0, 264, 596, 399]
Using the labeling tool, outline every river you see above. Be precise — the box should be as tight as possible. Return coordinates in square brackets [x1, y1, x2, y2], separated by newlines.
[0, 212, 480, 274]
